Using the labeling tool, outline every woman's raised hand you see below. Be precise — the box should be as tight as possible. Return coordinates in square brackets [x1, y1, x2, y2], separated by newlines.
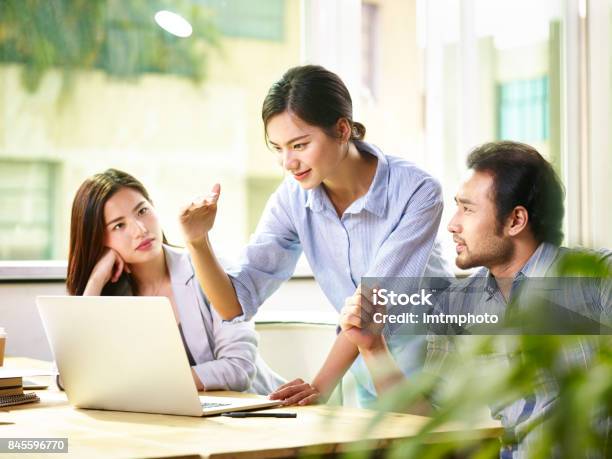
[84, 248, 129, 295]
[179, 184, 221, 243]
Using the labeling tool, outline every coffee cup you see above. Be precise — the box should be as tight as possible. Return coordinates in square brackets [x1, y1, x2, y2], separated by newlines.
[0, 327, 6, 366]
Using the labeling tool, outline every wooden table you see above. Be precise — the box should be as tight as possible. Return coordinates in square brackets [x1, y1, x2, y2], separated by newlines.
[1, 359, 503, 458]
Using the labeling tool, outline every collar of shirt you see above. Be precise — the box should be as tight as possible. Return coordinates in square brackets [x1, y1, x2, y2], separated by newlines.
[163, 244, 195, 285]
[304, 140, 389, 218]
[483, 242, 560, 300]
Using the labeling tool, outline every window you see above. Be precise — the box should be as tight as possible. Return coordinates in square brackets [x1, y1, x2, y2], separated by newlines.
[420, 0, 563, 261]
[0, 161, 58, 260]
[199, 0, 285, 41]
[361, 2, 380, 99]
[498, 76, 549, 142]
[0, 0, 299, 263]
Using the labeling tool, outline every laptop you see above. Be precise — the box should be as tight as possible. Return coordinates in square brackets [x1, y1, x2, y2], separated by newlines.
[36, 295, 282, 416]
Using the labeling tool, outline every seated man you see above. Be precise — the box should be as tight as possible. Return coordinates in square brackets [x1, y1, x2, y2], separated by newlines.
[340, 141, 611, 457]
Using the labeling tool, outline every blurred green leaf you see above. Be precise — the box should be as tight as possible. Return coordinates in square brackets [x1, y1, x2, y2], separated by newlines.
[340, 252, 611, 458]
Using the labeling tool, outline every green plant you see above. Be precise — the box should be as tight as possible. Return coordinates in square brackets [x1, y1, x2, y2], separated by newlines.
[0, 0, 221, 93]
[336, 251, 611, 458]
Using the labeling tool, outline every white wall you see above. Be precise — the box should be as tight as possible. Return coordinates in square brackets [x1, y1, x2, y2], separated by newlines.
[0, 278, 336, 361]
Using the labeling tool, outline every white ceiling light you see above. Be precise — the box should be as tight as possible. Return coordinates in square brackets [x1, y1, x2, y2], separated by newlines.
[154, 10, 193, 38]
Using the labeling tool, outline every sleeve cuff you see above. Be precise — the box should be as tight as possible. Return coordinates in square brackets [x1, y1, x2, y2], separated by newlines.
[192, 361, 251, 392]
[222, 312, 247, 324]
[227, 274, 259, 321]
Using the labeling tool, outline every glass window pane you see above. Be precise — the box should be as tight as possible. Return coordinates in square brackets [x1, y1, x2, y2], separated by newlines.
[0, 0, 299, 261]
[423, 0, 563, 261]
[0, 161, 57, 259]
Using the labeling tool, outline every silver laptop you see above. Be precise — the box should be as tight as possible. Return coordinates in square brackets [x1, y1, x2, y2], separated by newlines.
[36, 295, 282, 416]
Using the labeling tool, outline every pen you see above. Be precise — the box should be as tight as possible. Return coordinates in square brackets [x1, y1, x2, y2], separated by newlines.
[221, 412, 297, 418]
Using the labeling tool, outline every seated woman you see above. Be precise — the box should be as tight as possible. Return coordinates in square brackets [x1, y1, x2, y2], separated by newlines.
[65, 168, 284, 395]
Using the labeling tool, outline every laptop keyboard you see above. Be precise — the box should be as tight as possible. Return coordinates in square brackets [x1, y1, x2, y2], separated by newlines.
[201, 402, 233, 409]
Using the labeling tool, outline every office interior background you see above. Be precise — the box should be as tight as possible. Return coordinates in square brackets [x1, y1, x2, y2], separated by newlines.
[1, 0, 611, 370]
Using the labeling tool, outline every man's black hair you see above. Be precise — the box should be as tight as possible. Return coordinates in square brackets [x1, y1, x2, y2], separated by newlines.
[467, 141, 565, 245]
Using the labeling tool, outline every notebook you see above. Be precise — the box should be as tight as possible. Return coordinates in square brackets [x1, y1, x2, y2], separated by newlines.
[0, 392, 40, 408]
[0, 376, 23, 396]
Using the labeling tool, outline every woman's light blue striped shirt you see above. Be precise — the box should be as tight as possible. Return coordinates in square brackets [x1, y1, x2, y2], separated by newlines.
[227, 140, 451, 400]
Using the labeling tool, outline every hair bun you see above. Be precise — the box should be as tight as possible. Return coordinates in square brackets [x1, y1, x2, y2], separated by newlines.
[351, 122, 366, 141]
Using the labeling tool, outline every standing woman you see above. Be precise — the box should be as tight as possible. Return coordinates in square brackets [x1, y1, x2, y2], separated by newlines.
[180, 65, 450, 406]
[66, 169, 284, 395]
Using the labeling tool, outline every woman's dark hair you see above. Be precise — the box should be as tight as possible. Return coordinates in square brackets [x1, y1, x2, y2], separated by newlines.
[262, 65, 366, 143]
[66, 169, 168, 296]
[467, 141, 565, 245]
